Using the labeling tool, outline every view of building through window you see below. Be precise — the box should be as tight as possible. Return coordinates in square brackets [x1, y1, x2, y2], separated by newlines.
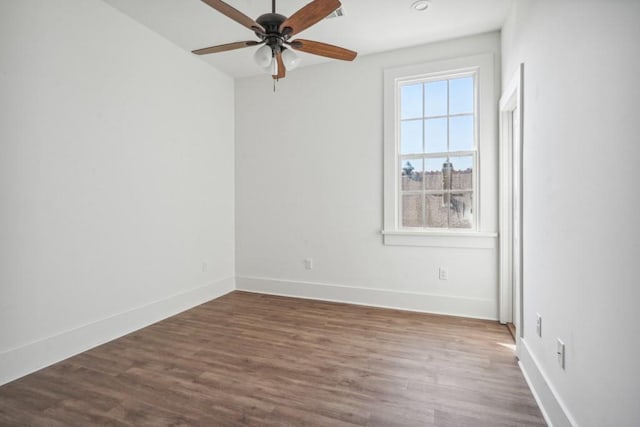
[398, 74, 476, 229]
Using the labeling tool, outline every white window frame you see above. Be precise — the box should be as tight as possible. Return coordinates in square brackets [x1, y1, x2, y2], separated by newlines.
[397, 70, 478, 231]
[382, 53, 497, 248]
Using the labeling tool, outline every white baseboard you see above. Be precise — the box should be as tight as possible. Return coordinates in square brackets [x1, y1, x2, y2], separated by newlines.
[236, 276, 497, 320]
[0, 277, 234, 386]
[518, 338, 576, 427]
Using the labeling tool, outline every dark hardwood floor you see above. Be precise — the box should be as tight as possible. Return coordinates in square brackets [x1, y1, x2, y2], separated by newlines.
[0, 291, 545, 426]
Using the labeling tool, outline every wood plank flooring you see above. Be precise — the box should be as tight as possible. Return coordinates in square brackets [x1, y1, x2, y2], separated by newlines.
[0, 291, 545, 426]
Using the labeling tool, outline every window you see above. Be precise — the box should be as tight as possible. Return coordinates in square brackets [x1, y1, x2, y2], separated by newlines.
[383, 54, 497, 248]
[399, 74, 476, 229]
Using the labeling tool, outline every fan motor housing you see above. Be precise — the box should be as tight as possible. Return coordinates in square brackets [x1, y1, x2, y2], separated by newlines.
[256, 13, 288, 51]
[256, 13, 287, 36]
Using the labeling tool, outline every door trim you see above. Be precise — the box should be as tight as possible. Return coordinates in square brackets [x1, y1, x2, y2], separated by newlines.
[499, 63, 524, 337]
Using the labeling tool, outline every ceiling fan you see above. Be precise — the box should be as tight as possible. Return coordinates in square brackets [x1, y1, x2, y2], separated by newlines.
[192, 0, 357, 80]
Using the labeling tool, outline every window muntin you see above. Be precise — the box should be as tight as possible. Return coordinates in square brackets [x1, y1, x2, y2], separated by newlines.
[397, 73, 477, 230]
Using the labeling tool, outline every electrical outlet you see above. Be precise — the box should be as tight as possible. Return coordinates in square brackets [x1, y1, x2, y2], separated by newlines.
[536, 313, 542, 337]
[304, 258, 313, 270]
[557, 339, 565, 369]
[438, 267, 448, 280]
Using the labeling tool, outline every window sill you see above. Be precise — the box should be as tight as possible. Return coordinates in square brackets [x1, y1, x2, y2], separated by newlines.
[381, 229, 497, 248]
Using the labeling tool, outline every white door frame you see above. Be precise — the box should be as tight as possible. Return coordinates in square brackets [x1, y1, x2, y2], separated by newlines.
[499, 63, 524, 337]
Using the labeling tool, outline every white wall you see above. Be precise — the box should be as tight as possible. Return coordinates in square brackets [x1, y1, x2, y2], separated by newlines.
[0, 0, 235, 385]
[502, 1, 640, 425]
[235, 33, 501, 319]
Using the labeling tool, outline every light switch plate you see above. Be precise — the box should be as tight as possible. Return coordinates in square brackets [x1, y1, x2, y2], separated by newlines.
[557, 339, 565, 369]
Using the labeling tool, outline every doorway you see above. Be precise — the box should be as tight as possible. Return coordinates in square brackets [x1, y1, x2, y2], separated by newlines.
[499, 64, 524, 344]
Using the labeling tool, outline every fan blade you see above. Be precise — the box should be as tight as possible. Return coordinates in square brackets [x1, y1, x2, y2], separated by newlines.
[272, 52, 286, 80]
[200, 0, 265, 34]
[279, 0, 341, 37]
[192, 40, 260, 55]
[289, 39, 357, 61]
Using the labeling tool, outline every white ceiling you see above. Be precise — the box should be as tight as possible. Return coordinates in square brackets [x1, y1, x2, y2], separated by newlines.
[102, 0, 513, 78]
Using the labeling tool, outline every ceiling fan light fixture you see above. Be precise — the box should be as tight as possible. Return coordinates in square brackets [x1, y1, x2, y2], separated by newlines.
[254, 44, 273, 68]
[411, 0, 431, 11]
[281, 48, 301, 70]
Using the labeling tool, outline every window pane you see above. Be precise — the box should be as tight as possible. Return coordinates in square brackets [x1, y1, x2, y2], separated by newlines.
[449, 115, 473, 151]
[424, 157, 446, 191]
[400, 120, 422, 154]
[393, 72, 477, 232]
[401, 194, 423, 227]
[450, 156, 473, 190]
[425, 118, 447, 153]
[425, 194, 448, 228]
[400, 159, 423, 191]
[425, 80, 447, 117]
[448, 191, 473, 229]
[401, 84, 423, 119]
[449, 77, 473, 114]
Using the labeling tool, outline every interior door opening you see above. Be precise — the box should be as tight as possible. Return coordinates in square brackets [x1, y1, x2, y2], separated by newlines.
[499, 64, 524, 346]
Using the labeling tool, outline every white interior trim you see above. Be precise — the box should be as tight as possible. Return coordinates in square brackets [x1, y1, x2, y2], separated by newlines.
[236, 276, 497, 320]
[498, 63, 524, 326]
[382, 229, 497, 248]
[0, 277, 235, 386]
[383, 53, 496, 244]
[519, 338, 576, 427]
